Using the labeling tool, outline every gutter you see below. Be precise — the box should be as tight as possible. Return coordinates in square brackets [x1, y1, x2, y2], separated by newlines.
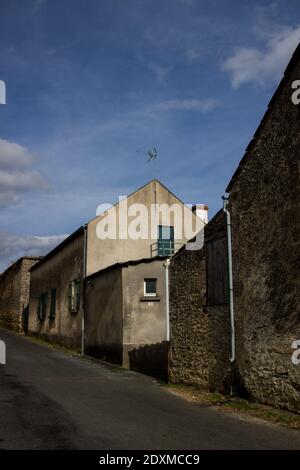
[81, 224, 88, 355]
[164, 258, 171, 341]
[222, 196, 235, 363]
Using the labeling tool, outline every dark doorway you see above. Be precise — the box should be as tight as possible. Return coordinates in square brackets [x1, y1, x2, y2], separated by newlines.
[22, 306, 29, 334]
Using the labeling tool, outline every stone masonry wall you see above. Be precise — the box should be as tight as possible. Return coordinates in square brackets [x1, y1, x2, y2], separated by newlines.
[20, 258, 41, 331]
[0, 257, 39, 332]
[228, 49, 300, 412]
[0, 260, 22, 331]
[169, 216, 231, 391]
[169, 245, 208, 387]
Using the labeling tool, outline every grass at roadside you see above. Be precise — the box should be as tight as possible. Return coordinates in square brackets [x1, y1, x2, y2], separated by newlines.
[162, 383, 300, 430]
[21, 332, 128, 372]
[21, 333, 81, 357]
[13, 331, 300, 430]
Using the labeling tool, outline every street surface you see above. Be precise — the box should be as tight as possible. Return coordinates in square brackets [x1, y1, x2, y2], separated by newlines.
[1, 328, 299, 450]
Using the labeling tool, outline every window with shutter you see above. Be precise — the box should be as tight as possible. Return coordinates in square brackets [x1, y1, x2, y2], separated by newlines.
[68, 280, 80, 313]
[37, 293, 47, 321]
[76, 280, 80, 311]
[41, 293, 47, 319]
[49, 288, 56, 319]
[37, 297, 42, 320]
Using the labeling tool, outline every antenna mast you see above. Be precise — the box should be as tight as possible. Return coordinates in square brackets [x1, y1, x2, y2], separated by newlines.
[136, 146, 158, 179]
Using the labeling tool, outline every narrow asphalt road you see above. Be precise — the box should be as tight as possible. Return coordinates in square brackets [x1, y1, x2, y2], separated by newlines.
[0, 328, 300, 450]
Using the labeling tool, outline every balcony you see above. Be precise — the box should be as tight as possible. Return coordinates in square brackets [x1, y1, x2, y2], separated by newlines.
[150, 240, 182, 257]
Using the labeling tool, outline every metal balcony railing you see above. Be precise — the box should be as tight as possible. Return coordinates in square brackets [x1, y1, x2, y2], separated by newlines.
[150, 240, 182, 257]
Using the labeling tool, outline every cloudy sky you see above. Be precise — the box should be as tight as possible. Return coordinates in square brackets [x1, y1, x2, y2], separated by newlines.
[0, 0, 299, 270]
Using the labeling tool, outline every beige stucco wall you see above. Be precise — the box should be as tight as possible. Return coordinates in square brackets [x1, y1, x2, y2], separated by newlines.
[122, 260, 166, 348]
[84, 258, 168, 377]
[28, 232, 84, 350]
[122, 260, 168, 379]
[85, 267, 123, 363]
[86, 180, 203, 276]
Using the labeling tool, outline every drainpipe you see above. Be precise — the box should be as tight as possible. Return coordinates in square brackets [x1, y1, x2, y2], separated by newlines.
[222, 196, 235, 363]
[81, 224, 87, 356]
[164, 258, 171, 341]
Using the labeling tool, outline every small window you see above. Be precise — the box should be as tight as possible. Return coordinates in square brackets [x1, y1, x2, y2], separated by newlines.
[37, 293, 47, 321]
[41, 293, 47, 319]
[144, 278, 157, 296]
[68, 280, 80, 313]
[49, 288, 56, 319]
[37, 298, 42, 320]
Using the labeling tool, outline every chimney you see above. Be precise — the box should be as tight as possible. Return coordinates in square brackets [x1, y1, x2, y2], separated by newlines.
[192, 204, 209, 224]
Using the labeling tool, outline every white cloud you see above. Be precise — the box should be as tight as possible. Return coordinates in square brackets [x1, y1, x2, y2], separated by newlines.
[222, 25, 300, 88]
[0, 230, 68, 271]
[0, 170, 47, 191]
[0, 138, 48, 206]
[153, 98, 218, 112]
[186, 48, 202, 61]
[0, 138, 33, 168]
[147, 63, 173, 84]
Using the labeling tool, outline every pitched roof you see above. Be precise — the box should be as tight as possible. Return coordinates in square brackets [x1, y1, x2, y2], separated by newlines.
[30, 226, 84, 272]
[226, 42, 300, 193]
[87, 178, 194, 224]
[85, 255, 169, 280]
[30, 178, 198, 272]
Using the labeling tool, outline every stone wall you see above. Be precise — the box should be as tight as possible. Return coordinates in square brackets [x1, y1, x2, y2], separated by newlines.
[227, 47, 300, 412]
[169, 215, 230, 391]
[0, 257, 40, 332]
[169, 47, 300, 412]
[0, 261, 22, 331]
[169, 245, 208, 387]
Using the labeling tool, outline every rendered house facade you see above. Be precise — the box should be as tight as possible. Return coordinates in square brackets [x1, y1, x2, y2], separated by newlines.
[28, 179, 205, 370]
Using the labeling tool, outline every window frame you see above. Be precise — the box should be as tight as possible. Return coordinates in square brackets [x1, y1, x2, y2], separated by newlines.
[41, 293, 48, 320]
[68, 279, 81, 314]
[144, 278, 157, 297]
[37, 297, 42, 321]
[37, 293, 47, 321]
[49, 288, 57, 319]
[157, 225, 174, 256]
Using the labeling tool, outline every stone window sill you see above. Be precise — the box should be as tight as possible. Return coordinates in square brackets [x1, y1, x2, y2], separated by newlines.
[140, 296, 160, 302]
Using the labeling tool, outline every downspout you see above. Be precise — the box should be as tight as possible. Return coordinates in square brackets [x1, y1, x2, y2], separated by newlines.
[164, 258, 171, 341]
[222, 196, 235, 363]
[81, 224, 87, 356]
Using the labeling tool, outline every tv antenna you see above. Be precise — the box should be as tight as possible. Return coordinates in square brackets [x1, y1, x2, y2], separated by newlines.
[136, 147, 158, 178]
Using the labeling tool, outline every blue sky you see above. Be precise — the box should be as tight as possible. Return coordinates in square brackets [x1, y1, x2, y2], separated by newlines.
[0, 0, 299, 268]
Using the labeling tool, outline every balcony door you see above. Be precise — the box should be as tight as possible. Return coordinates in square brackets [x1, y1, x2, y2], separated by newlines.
[157, 225, 174, 256]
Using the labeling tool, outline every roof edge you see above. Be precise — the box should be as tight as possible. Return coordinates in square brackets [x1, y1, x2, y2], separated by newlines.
[30, 226, 85, 272]
[86, 255, 169, 280]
